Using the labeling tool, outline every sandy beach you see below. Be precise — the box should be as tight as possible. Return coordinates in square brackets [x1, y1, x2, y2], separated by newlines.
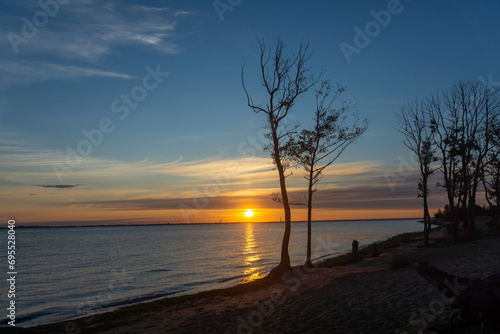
[19, 226, 500, 334]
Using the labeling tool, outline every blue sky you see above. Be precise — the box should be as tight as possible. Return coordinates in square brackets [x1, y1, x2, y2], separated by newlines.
[1, 0, 499, 224]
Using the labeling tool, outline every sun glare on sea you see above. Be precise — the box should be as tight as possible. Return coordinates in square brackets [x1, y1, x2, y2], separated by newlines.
[244, 209, 254, 218]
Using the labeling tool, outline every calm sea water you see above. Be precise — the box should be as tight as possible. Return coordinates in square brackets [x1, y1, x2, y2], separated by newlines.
[2, 219, 422, 327]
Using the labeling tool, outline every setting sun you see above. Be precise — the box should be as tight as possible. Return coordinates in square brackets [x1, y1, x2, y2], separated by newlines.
[244, 209, 254, 218]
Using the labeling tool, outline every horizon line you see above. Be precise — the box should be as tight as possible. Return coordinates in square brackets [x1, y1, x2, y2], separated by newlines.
[5, 217, 422, 228]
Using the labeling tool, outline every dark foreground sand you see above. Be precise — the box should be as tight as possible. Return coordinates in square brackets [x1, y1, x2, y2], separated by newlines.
[19, 227, 500, 333]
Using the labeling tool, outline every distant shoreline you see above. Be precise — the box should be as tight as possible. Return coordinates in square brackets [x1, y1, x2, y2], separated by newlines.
[2, 217, 420, 229]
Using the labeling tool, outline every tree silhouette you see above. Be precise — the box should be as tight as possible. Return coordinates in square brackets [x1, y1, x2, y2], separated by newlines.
[241, 37, 320, 276]
[484, 160, 500, 226]
[427, 93, 461, 242]
[483, 117, 500, 226]
[443, 80, 497, 231]
[429, 80, 499, 236]
[397, 98, 437, 245]
[286, 81, 367, 267]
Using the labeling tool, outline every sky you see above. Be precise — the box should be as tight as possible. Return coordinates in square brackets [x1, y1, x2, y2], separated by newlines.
[1, 0, 499, 225]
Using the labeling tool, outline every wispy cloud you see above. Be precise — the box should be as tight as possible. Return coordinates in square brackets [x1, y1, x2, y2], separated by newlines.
[0, 61, 133, 88]
[1, 130, 424, 223]
[76, 180, 444, 213]
[2, 1, 190, 61]
[38, 184, 80, 189]
[0, 1, 195, 88]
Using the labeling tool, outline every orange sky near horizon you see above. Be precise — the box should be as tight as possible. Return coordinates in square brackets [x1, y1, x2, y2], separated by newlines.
[1, 155, 446, 226]
[8, 205, 427, 226]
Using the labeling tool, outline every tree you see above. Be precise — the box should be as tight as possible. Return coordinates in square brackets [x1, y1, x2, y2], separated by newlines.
[484, 160, 500, 226]
[441, 80, 499, 231]
[427, 80, 499, 242]
[287, 81, 367, 267]
[428, 93, 462, 243]
[483, 114, 500, 226]
[241, 38, 320, 277]
[396, 98, 437, 245]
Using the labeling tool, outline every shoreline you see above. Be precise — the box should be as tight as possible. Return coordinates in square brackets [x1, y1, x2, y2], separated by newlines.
[14, 226, 432, 332]
[4, 219, 423, 329]
[11, 222, 500, 333]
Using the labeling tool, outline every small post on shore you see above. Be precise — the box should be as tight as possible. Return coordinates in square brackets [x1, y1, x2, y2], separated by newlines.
[352, 239, 359, 262]
[371, 243, 379, 257]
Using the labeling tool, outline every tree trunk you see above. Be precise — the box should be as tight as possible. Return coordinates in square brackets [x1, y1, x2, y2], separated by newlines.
[423, 196, 430, 246]
[305, 169, 314, 268]
[422, 175, 430, 246]
[452, 205, 459, 245]
[469, 178, 480, 232]
[469, 193, 476, 232]
[268, 124, 292, 277]
[461, 172, 470, 230]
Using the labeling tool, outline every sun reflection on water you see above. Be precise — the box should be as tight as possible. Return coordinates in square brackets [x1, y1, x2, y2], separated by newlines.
[243, 223, 264, 282]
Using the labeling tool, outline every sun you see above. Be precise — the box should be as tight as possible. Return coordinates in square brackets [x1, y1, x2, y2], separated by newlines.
[244, 209, 254, 218]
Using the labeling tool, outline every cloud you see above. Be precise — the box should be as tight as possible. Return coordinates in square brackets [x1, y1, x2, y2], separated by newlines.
[78, 195, 281, 211]
[142, 156, 275, 180]
[38, 184, 80, 189]
[0, 1, 194, 88]
[0, 61, 133, 88]
[1, 129, 433, 218]
[76, 180, 445, 213]
[2, 1, 190, 61]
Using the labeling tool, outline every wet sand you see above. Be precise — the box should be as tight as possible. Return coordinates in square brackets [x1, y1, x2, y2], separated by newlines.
[24, 226, 500, 333]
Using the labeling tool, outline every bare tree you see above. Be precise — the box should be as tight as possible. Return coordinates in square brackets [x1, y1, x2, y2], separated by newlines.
[241, 37, 320, 276]
[483, 110, 500, 227]
[442, 80, 499, 231]
[427, 80, 499, 241]
[286, 81, 367, 267]
[484, 160, 500, 226]
[428, 93, 462, 243]
[397, 98, 437, 245]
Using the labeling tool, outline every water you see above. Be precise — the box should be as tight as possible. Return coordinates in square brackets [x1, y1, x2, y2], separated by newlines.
[2, 219, 422, 327]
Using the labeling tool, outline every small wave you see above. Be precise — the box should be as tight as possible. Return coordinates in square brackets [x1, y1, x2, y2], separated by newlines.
[93, 290, 185, 310]
[180, 278, 222, 288]
[313, 252, 340, 261]
[14, 310, 53, 323]
[146, 269, 171, 273]
[218, 274, 247, 283]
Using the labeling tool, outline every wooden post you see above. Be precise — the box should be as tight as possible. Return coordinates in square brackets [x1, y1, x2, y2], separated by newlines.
[371, 243, 379, 257]
[352, 239, 359, 262]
